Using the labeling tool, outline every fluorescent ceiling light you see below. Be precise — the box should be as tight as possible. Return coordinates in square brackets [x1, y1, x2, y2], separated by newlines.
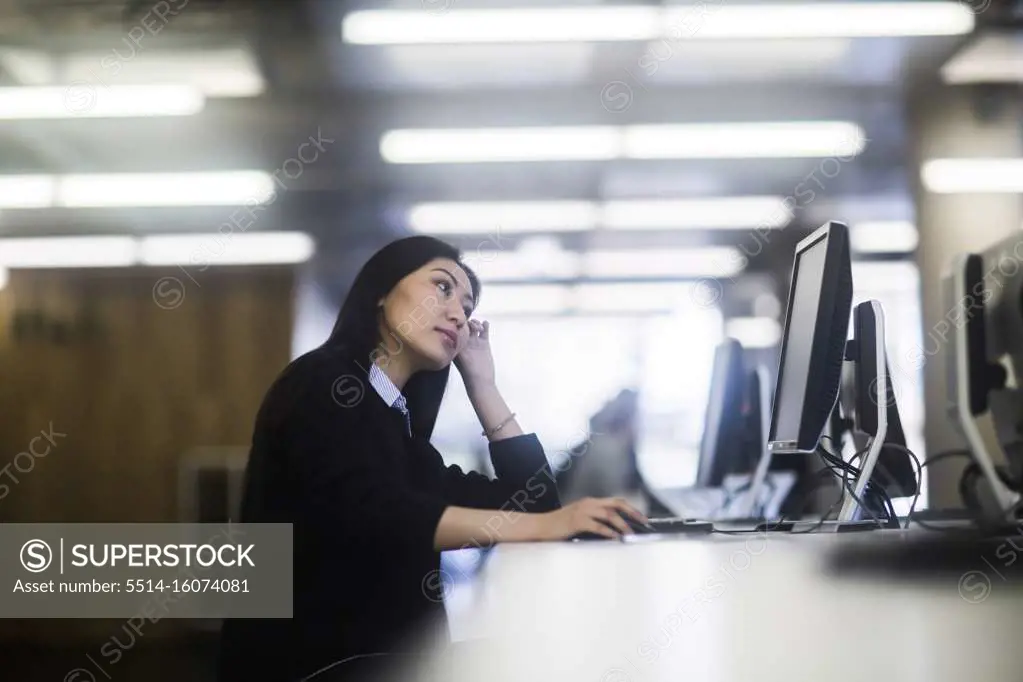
[0, 172, 274, 208]
[851, 221, 919, 254]
[942, 32, 1023, 84]
[602, 197, 791, 230]
[139, 232, 314, 266]
[649, 38, 851, 68]
[408, 201, 598, 233]
[474, 284, 571, 316]
[584, 247, 746, 278]
[409, 197, 790, 233]
[921, 159, 1023, 193]
[642, 39, 852, 83]
[382, 122, 863, 163]
[342, 4, 972, 45]
[467, 242, 747, 281]
[0, 232, 315, 269]
[0, 48, 263, 98]
[670, 3, 973, 39]
[376, 45, 593, 89]
[0, 236, 138, 268]
[381, 127, 619, 164]
[466, 237, 582, 280]
[343, 8, 659, 44]
[574, 281, 691, 313]
[0, 85, 204, 119]
[64, 48, 265, 97]
[625, 122, 866, 159]
[725, 317, 781, 349]
[0, 176, 57, 208]
[57, 171, 275, 207]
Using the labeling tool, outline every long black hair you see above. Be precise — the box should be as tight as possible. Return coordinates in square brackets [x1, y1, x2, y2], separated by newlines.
[321, 235, 481, 441]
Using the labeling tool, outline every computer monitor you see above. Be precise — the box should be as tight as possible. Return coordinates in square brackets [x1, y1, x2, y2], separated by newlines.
[850, 302, 917, 498]
[943, 252, 1019, 515]
[981, 234, 1023, 474]
[836, 301, 919, 523]
[768, 221, 854, 455]
[696, 338, 747, 487]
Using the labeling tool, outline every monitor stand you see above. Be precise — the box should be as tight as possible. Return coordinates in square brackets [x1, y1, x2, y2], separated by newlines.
[789, 300, 898, 534]
[826, 300, 890, 531]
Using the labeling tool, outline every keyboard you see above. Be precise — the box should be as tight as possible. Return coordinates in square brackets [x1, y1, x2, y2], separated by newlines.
[712, 518, 793, 532]
[636, 516, 713, 535]
[569, 515, 714, 541]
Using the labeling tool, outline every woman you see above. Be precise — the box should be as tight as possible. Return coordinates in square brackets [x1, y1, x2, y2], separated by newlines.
[217, 236, 648, 681]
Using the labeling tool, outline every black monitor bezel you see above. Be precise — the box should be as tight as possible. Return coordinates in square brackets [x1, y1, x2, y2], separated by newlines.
[768, 221, 853, 454]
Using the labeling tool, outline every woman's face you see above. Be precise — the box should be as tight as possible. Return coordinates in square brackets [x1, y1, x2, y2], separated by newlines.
[378, 257, 475, 371]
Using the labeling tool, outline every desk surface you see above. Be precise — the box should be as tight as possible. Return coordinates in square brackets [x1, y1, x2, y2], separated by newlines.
[424, 531, 1023, 682]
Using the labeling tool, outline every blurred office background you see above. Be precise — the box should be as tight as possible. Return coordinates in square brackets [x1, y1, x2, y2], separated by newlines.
[0, 0, 1020, 678]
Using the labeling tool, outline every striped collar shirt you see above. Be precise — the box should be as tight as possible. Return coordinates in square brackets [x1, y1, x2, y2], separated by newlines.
[368, 363, 412, 438]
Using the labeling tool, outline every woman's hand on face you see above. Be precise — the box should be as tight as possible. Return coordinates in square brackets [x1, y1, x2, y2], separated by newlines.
[454, 319, 496, 390]
[536, 497, 649, 541]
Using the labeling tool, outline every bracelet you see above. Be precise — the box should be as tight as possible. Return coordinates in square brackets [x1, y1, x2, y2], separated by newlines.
[482, 413, 516, 438]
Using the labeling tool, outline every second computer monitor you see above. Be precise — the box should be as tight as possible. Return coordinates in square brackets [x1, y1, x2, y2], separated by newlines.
[768, 221, 854, 455]
[696, 338, 747, 487]
[981, 235, 1023, 456]
[850, 301, 918, 497]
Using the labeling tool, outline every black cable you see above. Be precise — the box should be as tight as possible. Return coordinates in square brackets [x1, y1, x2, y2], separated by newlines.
[927, 449, 974, 466]
[856, 443, 917, 529]
[858, 445, 1005, 532]
[955, 459, 1023, 531]
[874, 442, 925, 529]
[814, 443, 886, 529]
[784, 444, 883, 533]
[713, 446, 1012, 536]
[823, 434, 931, 529]
[900, 449, 984, 533]
[712, 439, 883, 536]
[882, 492, 898, 527]
[820, 435, 846, 458]
[936, 448, 1022, 519]
[822, 443, 896, 527]
[823, 433, 920, 528]
[790, 467, 854, 534]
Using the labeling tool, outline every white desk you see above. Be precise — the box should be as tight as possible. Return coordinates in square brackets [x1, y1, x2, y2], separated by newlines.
[421, 531, 1023, 682]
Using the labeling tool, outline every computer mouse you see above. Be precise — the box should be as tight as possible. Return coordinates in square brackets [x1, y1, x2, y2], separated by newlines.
[623, 513, 658, 534]
[570, 512, 653, 541]
[570, 531, 614, 541]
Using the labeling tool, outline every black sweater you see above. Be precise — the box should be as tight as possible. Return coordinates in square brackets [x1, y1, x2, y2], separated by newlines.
[217, 346, 561, 681]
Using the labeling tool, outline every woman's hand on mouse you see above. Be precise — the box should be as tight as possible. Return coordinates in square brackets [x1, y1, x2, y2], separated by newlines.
[537, 497, 649, 540]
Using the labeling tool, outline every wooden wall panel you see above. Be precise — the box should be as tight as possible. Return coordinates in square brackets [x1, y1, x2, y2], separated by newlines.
[0, 266, 296, 641]
[0, 266, 295, 524]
